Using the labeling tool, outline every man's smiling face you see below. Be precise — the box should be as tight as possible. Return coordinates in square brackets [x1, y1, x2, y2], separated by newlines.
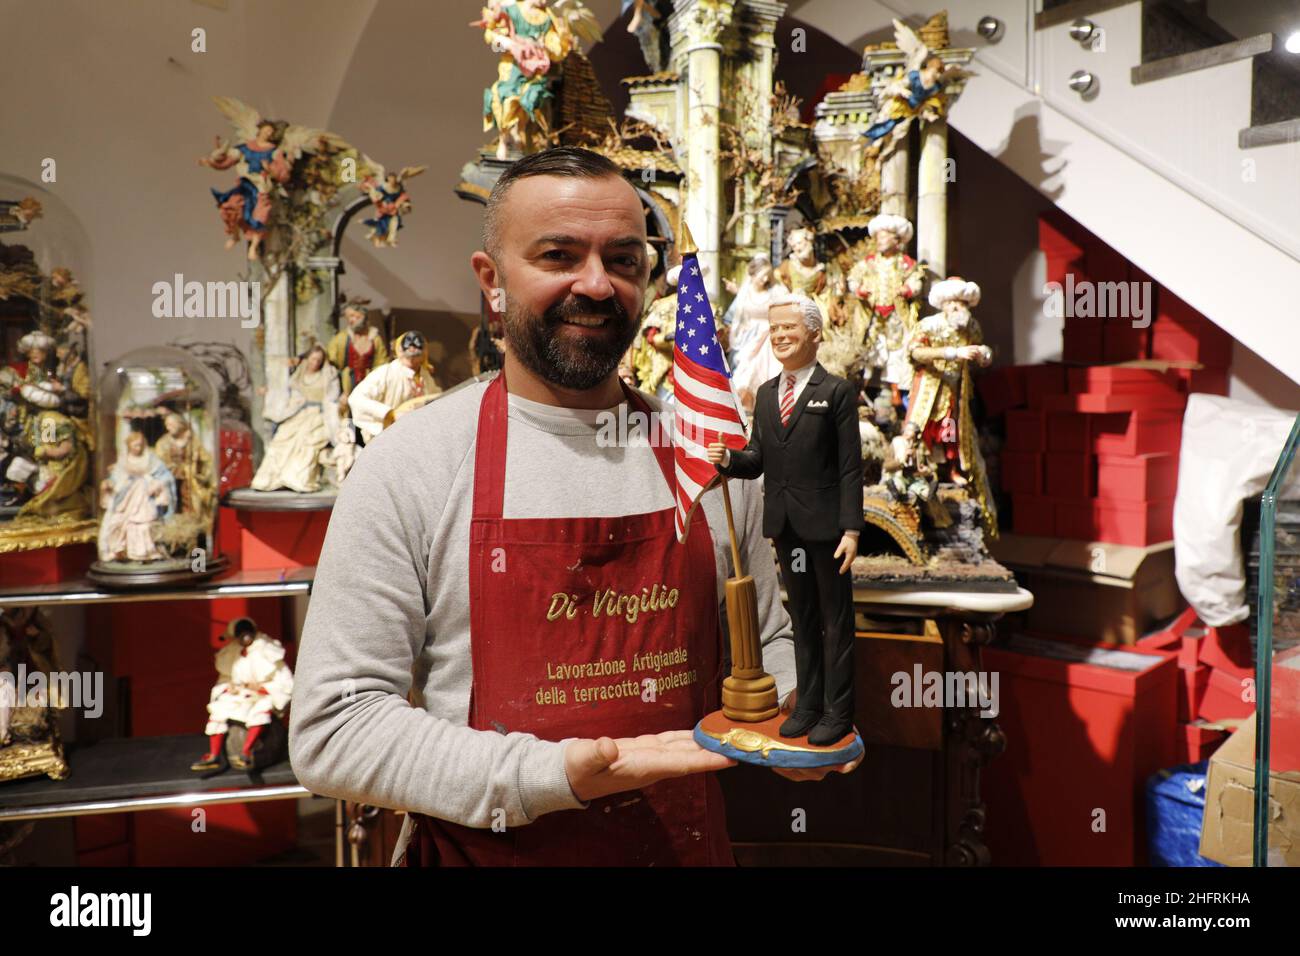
[490, 174, 649, 392]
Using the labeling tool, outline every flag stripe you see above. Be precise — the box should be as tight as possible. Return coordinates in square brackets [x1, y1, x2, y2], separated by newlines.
[668, 251, 747, 541]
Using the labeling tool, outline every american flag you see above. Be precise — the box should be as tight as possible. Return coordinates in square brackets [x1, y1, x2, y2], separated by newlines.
[669, 252, 748, 541]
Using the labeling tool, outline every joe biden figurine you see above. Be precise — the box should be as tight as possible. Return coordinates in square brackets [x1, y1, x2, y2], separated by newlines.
[709, 293, 864, 746]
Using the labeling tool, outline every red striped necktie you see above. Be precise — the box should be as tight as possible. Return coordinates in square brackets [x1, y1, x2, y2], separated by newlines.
[780, 372, 796, 425]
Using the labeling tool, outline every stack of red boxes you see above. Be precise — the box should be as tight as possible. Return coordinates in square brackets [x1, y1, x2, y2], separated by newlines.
[980, 212, 1234, 548]
[1136, 607, 1255, 762]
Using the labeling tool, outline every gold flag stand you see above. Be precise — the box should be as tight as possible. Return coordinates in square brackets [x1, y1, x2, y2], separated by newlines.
[717, 476, 779, 721]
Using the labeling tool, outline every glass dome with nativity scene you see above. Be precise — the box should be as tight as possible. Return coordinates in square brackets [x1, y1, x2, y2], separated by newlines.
[90, 346, 225, 587]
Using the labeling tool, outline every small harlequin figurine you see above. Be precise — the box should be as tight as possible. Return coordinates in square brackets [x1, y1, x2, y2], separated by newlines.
[191, 618, 293, 774]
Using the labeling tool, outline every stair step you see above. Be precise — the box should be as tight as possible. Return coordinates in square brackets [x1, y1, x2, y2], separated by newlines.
[1132, 33, 1274, 85]
[1036, 0, 1134, 30]
[1238, 117, 1300, 150]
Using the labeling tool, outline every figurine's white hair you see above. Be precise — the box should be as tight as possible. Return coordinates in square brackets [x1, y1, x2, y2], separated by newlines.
[768, 292, 823, 332]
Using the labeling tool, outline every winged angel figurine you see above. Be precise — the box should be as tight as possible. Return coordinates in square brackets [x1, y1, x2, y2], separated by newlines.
[358, 158, 427, 249]
[473, 0, 603, 160]
[864, 20, 971, 159]
[199, 97, 341, 261]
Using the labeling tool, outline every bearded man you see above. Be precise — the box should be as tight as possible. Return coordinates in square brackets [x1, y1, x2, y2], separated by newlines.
[291, 147, 863, 868]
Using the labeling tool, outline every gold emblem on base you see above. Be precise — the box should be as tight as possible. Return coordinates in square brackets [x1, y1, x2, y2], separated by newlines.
[698, 725, 848, 758]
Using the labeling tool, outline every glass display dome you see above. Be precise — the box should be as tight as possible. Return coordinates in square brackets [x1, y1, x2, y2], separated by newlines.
[0, 185, 98, 554]
[89, 346, 225, 586]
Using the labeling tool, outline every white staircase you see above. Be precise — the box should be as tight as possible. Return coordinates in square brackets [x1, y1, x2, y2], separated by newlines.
[787, 0, 1300, 384]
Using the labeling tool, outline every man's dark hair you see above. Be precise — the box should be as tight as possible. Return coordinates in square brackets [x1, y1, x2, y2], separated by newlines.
[482, 147, 626, 260]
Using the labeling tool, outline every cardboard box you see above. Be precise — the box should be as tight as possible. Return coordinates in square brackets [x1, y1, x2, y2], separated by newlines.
[1046, 452, 1094, 498]
[1041, 391, 1186, 415]
[1199, 718, 1300, 867]
[1151, 315, 1232, 367]
[1046, 412, 1090, 452]
[1054, 498, 1098, 540]
[977, 365, 1027, 417]
[1012, 495, 1053, 537]
[1095, 498, 1173, 547]
[1097, 453, 1179, 503]
[1092, 410, 1183, 456]
[1068, 366, 1182, 396]
[1000, 450, 1042, 496]
[1180, 721, 1231, 764]
[1063, 320, 1105, 364]
[1024, 365, 1067, 408]
[991, 534, 1180, 645]
[1102, 323, 1151, 363]
[1005, 408, 1047, 452]
[983, 634, 1178, 865]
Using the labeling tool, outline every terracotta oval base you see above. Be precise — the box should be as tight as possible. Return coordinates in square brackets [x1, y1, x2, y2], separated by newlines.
[693, 709, 864, 769]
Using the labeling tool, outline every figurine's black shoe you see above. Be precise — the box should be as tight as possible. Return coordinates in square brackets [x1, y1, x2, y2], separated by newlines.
[190, 751, 227, 773]
[778, 710, 822, 739]
[807, 718, 853, 747]
[230, 752, 255, 771]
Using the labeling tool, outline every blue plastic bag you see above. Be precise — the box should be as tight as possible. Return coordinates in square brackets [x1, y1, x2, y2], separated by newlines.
[1146, 761, 1225, 867]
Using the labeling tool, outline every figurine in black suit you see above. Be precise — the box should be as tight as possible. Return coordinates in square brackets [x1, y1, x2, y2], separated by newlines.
[709, 294, 864, 746]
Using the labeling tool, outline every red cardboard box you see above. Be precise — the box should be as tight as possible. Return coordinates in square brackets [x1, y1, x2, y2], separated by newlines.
[1102, 323, 1151, 363]
[1012, 495, 1054, 537]
[1172, 366, 1230, 396]
[1000, 451, 1043, 495]
[1092, 411, 1183, 456]
[1200, 666, 1253, 723]
[1046, 412, 1090, 452]
[1054, 498, 1098, 540]
[1024, 365, 1067, 408]
[1096, 453, 1179, 503]
[1046, 452, 1094, 498]
[1039, 215, 1085, 282]
[1271, 645, 1300, 773]
[1041, 391, 1186, 414]
[1063, 319, 1105, 364]
[1068, 366, 1182, 396]
[1095, 498, 1173, 546]
[983, 634, 1178, 865]
[1151, 318, 1232, 366]
[1181, 721, 1231, 763]
[977, 365, 1027, 417]
[1005, 408, 1047, 452]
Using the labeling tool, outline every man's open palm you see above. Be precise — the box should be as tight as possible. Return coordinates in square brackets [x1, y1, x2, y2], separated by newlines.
[565, 731, 735, 803]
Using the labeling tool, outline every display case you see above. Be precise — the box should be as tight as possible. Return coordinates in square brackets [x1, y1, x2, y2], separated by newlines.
[89, 346, 226, 587]
[0, 192, 97, 555]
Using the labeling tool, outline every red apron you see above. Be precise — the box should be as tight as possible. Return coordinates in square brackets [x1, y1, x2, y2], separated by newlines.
[404, 373, 732, 866]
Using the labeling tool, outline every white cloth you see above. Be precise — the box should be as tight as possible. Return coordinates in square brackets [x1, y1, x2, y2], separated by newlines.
[1173, 394, 1300, 626]
[349, 360, 438, 439]
[204, 634, 294, 734]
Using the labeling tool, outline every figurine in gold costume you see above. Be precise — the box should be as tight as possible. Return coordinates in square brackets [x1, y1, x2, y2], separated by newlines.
[326, 296, 389, 400]
[155, 411, 216, 521]
[904, 277, 995, 533]
[849, 214, 924, 404]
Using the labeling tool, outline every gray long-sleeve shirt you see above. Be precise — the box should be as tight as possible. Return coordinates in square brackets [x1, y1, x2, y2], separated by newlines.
[288, 376, 795, 864]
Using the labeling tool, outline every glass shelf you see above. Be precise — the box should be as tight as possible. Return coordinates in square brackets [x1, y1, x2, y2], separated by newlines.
[0, 734, 308, 822]
[0, 566, 315, 608]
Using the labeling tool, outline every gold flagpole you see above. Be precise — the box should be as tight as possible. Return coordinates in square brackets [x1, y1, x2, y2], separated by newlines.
[678, 221, 776, 722]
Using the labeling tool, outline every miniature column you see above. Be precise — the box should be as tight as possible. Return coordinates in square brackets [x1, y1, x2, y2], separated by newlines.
[880, 138, 910, 219]
[917, 119, 949, 276]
